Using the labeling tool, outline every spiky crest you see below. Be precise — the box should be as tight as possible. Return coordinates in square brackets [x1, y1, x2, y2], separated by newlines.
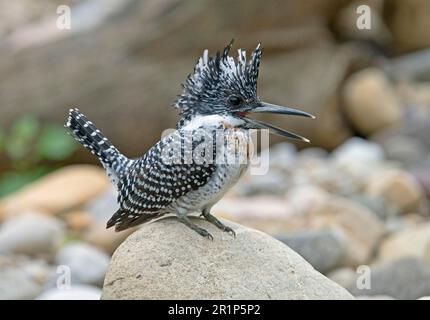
[173, 40, 262, 116]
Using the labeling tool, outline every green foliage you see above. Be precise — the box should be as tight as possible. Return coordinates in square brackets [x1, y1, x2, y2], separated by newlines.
[37, 125, 77, 161]
[0, 167, 50, 196]
[6, 116, 40, 161]
[0, 116, 77, 197]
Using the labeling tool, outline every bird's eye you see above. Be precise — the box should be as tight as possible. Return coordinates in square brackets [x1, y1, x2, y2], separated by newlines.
[228, 95, 243, 107]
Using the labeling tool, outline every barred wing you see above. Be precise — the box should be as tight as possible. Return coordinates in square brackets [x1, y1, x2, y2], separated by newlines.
[107, 129, 216, 231]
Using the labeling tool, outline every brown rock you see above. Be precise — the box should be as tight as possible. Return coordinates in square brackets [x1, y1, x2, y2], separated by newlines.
[365, 169, 424, 214]
[343, 68, 402, 136]
[335, 0, 391, 46]
[212, 196, 295, 235]
[384, 0, 430, 53]
[214, 186, 384, 267]
[285, 187, 385, 266]
[0, 165, 110, 221]
[64, 211, 94, 232]
[377, 223, 430, 264]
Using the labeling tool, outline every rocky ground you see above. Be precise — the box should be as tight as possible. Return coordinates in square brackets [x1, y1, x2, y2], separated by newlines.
[1, 124, 430, 299]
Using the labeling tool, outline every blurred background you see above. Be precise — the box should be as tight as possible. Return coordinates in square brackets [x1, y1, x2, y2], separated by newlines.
[1, 0, 430, 300]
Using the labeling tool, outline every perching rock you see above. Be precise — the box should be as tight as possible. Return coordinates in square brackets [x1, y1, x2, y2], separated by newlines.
[102, 217, 353, 300]
[0, 165, 111, 220]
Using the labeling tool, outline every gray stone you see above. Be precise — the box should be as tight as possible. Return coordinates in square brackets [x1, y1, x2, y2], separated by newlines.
[102, 217, 353, 300]
[411, 167, 430, 198]
[285, 187, 385, 267]
[56, 242, 110, 287]
[332, 137, 385, 166]
[347, 194, 388, 220]
[260, 142, 297, 172]
[37, 285, 102, 300]
[0, 256, 53, 300]
[347, 258, 430, 300]
[379, 135, 428, 168]
[234, 170, 289, 196]
[84, 188, 119, 223]
[0, 213, 65, 258]
[297, 147, 329, 161]
[276, 229, 346, 273]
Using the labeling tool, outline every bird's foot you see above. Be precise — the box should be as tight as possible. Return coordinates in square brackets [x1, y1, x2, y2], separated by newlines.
[196, 227, 214, 241]
[178, 215, 213, 240]
[201, 210, 236, 238]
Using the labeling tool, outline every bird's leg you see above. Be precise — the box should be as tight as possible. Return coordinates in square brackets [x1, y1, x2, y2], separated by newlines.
[177, 215, 213, 240]
[201, 209, 236, 237]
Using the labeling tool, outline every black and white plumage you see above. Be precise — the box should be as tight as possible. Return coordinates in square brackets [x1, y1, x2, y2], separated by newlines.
[66, 40, 314, 239]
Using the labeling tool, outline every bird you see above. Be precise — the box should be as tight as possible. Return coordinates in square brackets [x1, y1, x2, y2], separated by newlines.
[65, 40, 314, 239]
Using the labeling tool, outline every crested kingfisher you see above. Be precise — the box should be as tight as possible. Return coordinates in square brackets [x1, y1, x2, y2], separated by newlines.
[66, 40, 314, 239]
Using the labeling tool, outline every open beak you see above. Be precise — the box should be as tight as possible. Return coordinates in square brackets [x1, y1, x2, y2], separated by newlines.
[239, 101, 315, 143]
[251, 102, 315, 119]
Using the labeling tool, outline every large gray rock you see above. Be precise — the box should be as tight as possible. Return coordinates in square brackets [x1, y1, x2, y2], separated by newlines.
[102, 217, 353, 300]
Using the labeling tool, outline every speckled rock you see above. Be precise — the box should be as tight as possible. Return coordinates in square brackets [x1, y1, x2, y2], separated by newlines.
[102, 217, 353, 300]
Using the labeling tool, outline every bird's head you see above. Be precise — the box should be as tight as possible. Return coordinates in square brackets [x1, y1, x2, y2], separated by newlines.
[173, 40, 314, 142]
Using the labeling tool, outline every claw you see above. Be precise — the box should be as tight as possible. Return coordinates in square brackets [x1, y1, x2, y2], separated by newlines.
[200, 229, 214, 241]
[222, 226, 236, 238]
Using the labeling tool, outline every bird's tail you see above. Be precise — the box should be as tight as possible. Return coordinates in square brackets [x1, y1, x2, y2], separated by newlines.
[65, 108, 132, 185]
